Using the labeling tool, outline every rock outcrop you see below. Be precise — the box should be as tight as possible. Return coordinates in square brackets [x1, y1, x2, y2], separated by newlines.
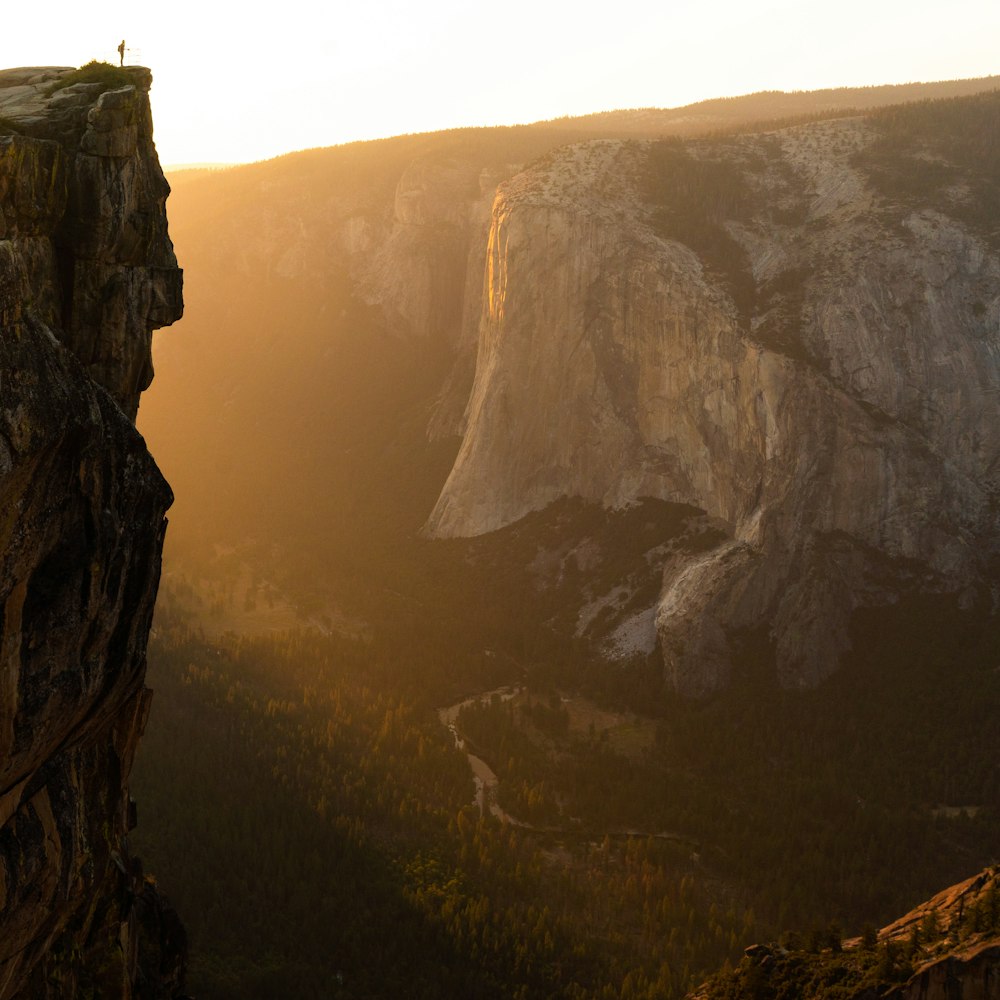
[690, 866, 1000, 999]
[0, 65, 183, 997]
[427, 107, 1000, 695]
[874, 868, 1000, 1000]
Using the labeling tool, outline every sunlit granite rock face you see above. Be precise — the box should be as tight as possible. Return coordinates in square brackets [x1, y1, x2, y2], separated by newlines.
[0, 66, 184, 997]
[427, 121, 1000, 696]
[689, 865, 1000, 999]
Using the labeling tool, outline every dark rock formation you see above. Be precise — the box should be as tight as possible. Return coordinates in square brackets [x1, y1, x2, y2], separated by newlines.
[0, 65, 183, 997]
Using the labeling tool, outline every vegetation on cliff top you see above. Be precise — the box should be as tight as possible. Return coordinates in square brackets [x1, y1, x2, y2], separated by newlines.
[856, 89, 1000, 248]
[44, 60, 134, 95]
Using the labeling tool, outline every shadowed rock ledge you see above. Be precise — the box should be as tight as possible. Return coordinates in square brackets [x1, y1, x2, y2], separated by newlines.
[0, 65, 184, 998]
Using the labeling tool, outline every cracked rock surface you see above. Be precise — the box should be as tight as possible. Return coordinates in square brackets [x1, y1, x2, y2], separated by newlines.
[0, 65, 184, 998]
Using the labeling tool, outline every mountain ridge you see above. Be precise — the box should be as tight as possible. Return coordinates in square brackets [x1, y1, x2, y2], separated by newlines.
[533, 75, 1000, 136]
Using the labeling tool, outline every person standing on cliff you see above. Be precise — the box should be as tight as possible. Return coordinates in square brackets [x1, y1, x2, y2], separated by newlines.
[118, 40, 125, 66]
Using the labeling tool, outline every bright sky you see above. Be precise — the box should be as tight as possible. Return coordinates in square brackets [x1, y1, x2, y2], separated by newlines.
[2, 0, 998, 167]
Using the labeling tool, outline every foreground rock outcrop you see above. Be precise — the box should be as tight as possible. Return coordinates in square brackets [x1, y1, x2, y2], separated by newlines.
[690, 866, 1000, 999]
[427, 100, 1000, 695]
[0, 65, 183, 997]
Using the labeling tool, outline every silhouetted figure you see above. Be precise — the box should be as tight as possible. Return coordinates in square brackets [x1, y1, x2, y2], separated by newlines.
[118, 40, 125, 66]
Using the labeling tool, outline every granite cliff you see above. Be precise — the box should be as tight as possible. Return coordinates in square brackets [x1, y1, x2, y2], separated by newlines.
[427, 99, 1000, 695]
[136, 85, 1000, 700]
[0, 65, 183, 997]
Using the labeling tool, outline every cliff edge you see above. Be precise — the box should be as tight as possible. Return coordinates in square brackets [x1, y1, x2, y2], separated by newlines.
[0, 65, 183, 997]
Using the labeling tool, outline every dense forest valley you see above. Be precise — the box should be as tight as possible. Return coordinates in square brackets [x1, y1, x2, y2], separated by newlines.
[130, 88, 1000, 997]
[132, 533, 1000, 997]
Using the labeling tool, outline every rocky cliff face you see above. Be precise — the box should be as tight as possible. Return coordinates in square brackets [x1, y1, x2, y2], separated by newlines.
[427, 106, 1000, 695]
[0, 66, 183, 997]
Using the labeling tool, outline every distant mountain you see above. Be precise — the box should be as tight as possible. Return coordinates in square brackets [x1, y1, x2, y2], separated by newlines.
[533, 76, 1000, 136]
[141, 79, 1000, 694]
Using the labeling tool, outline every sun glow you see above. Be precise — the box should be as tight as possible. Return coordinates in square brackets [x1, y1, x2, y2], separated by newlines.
[2, 0, 998, 169]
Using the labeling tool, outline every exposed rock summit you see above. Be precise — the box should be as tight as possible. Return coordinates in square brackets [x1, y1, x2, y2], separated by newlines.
[0, 65, 183, 997]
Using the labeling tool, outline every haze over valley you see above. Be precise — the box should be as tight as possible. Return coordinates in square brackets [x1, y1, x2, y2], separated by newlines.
[131, 78, 1000, 996]
[0, 20, 999, 999]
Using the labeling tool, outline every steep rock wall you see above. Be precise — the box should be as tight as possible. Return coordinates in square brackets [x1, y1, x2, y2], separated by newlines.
[428, 121, 1000, 694]
[0, 66, 183, 997]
